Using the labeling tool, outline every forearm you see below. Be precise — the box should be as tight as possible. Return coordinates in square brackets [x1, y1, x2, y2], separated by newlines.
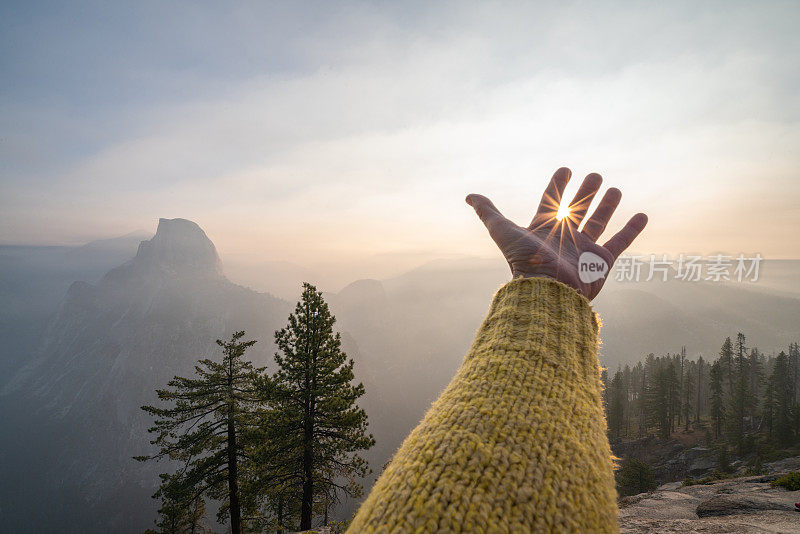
[348, 277, 617, 533]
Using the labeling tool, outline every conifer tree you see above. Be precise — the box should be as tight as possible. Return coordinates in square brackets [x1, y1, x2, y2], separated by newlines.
[683, 363, 694, 431]
[763, 376, 775, 439]
[719, 337, 734, 394]
[790, 342, 800, 404]
[622, 365, 632, 436]
[747, 347, 764, 425]
[726, 333, 750, 454]
[607, 370, 625, 440]
[148, 473, 206, 534]
[695, 356, 705, 424]
[789, 343, 800, 434]
[636, 362, 646, 437]
[136, 331, 262, 534]
[645, 358, 678, 439]
[709, 360, 725, 439]
[677, 347, 686, 427]
[268, 283, 375, 530]
[772, 351, 794, 446]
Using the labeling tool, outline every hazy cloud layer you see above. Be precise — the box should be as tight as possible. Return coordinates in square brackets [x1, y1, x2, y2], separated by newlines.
[2, 1, 799, 281]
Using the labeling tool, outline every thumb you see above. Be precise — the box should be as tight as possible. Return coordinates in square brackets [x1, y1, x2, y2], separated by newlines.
[465, 194, 502, 225]
[465, 194, 513, 239]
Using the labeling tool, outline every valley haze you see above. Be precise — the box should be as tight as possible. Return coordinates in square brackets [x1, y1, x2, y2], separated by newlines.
[1, 218, 798, 532]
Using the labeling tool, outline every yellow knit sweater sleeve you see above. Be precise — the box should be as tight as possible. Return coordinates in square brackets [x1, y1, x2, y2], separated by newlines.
[347, 277, 617, 533]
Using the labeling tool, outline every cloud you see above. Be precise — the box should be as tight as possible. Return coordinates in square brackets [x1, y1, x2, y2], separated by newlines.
[1, 1, 799, 263]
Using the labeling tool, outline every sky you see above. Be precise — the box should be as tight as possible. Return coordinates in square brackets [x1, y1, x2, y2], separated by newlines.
[1, 1, 799, 284]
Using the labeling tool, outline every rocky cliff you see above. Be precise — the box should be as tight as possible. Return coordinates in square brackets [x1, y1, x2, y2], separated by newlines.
[620, 470, 800, 533]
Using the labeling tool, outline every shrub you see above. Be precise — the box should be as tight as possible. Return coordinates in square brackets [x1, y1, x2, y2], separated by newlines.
[771, 472, 800, 491]
[616, 458, 658, 497]
[329, 519, 352, 534]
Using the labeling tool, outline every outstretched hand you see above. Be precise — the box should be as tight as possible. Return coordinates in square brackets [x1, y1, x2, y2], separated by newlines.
[466, 167, 647, 300]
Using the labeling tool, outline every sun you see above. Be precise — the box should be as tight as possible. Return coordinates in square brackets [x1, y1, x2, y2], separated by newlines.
[556, 204, 571, 221]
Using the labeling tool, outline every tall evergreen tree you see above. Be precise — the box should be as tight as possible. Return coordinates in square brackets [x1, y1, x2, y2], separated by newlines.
[763, 375, 775, 439]
[622, 365, 632, 437]
[789, 343, 800, 435]
[645, 358, 679, 439]
[727, 333, 750, 454]
[709, 360, 726, 439]
[136, 331, 262, 534]
[268, 283, 375, 530]
[637, 362, 647, 437]
[747, 348, 764, 422]
[683, 363, 694, 431]
[772, 351, 794, 446]
[677, 347, 686, 427]
[695, 356, 705, 424]
[789, 342, 800, 404]
[607, 369, 625, 440]
[719, 337, 734, 395]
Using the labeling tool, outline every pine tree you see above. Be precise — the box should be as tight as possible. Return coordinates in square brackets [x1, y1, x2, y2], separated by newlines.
[683, 362, 694, 432]
[772, 351, 794, 446]
[763, 375, 775, 439]
[667, 359, 680, 435]
[719, 337, 734, 395]
[149, 473, 206, 534]
[789, 343, 800, 435]
[645, 358, 678, 439]
[607, 369, 625, 440]
[789, 342, 800, 404]
[622, 365, 632, 437]
[747, 348, 764, 424]
[709, 360, 725, 439]
[136, 331, 262, 534]
[636, 362, 646, 437]
[677, 347, 686, 427]
[268, 283, 375, 530]
[695, 356, 705, 424]
[727, 333, 750, 455]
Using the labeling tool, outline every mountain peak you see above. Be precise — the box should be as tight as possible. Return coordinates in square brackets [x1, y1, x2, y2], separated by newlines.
[132, 218, 222, 277]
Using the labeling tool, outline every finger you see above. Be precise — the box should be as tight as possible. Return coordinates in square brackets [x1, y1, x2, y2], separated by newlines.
[603, 213, 649, 260]
[466, 194, 515, 242]
[567, 172, 603, 226]
[530, 167, 571, 229]
[581, 187, 621, 241]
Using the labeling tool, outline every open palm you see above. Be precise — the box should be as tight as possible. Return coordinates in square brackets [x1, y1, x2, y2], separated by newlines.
[466, 167, 648, 300]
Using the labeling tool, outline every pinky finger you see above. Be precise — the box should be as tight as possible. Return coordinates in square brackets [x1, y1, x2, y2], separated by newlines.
[602, 213, 648, 260]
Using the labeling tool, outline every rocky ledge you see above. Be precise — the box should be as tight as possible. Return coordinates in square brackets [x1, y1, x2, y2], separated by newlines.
[619, 473, 800, 533]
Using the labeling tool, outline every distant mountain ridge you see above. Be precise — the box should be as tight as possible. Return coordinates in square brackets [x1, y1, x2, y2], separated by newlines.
[1, 223, 798, 533]
[0, 219, 291, 533]
[0, 232, 151, 383]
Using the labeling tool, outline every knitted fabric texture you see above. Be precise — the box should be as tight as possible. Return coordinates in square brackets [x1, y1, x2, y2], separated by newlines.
[347, 277, 617, 533]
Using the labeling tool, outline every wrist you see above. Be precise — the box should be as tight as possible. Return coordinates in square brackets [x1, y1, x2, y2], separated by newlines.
[511, 269, 556, 281]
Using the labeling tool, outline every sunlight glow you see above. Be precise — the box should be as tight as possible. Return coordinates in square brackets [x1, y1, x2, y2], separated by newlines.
[556, 204, 571, 222]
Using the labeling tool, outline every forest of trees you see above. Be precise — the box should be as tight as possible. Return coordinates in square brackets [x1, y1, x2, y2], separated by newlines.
[136, 283, 373, 534]
[137, 279, 800, 534]
[603, 334, 800, 458]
